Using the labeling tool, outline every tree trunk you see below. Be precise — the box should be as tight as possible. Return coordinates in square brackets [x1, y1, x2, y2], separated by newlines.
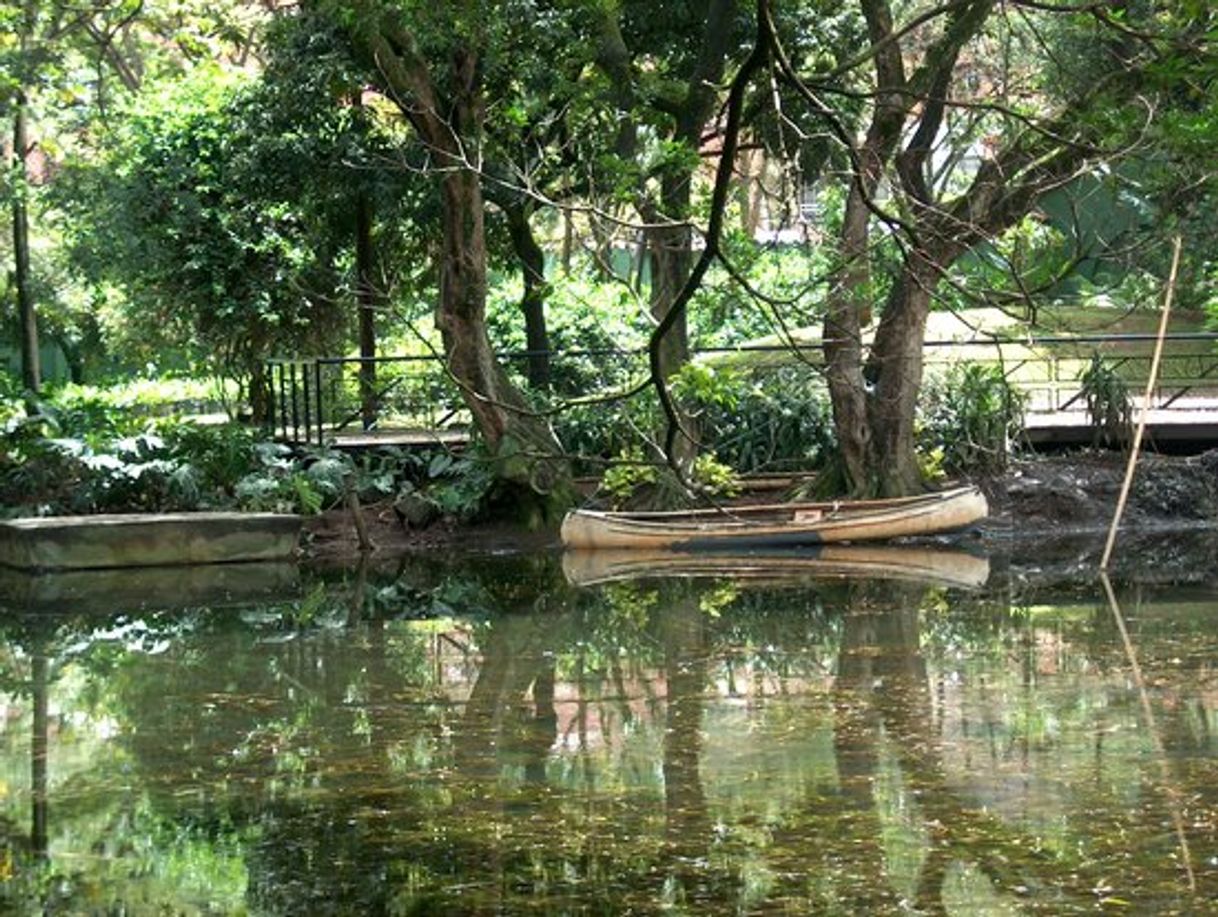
[248, 360, 271, 424]
[12, 96, 40, 396]
[505, 202, 551, 390]
[822, 129, 906, 493]
[646, 173, 697, 469]
[660, 596, 710, 863]
[355, 187, 377, 430]
[351, 22, 572, 510]
[865, 254, 938, 496]
[31, 651, 48, 858]
[435, 167, 570, 501]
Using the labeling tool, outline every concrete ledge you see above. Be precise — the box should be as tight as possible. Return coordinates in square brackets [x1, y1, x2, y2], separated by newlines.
[0, 513, 302, 571]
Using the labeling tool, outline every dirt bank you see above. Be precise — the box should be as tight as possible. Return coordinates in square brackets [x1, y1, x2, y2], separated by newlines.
[983, 450, 1218, 534]
[302, 450, 1218, 564]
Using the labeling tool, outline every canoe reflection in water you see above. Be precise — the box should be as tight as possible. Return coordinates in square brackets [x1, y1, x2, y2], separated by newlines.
[563, 543, 990, 590]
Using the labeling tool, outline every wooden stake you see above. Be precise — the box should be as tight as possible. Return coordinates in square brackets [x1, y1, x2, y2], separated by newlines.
[345, 474, 375, 553]
[1100, 236, 1183, 571]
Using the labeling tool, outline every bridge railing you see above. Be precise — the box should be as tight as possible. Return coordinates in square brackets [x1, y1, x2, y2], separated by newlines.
[266, 333, 1218, 445]
[922, 333, 1218, 415]
[265, 348, 646, 445]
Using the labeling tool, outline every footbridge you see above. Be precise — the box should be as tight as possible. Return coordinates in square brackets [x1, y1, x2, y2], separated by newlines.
[266, 332, 1218, 453]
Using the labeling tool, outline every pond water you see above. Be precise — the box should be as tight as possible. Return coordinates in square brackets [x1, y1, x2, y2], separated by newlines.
[1, 537, 1217, 914]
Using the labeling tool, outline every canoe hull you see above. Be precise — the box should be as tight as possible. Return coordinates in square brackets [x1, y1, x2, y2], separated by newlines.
[560, 486, 988, 550]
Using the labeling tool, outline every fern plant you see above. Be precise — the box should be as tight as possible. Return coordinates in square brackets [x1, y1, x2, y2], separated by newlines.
[921, 364, 1026, 474]
[1079, 353, 1132, 447]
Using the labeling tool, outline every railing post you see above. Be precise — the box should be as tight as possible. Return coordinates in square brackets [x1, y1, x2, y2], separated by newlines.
[289, 361, 300, 444]
[265, 361, 277, 438]
[315, 360, 325, 447]
[302, 361, 313, 445]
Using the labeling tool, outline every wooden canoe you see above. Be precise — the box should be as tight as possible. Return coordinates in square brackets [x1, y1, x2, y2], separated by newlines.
[563, 544, 991, 590]
[560, 485, 988, 550]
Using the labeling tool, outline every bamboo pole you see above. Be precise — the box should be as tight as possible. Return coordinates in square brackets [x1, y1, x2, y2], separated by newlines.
[1099, 236, 1183, 571]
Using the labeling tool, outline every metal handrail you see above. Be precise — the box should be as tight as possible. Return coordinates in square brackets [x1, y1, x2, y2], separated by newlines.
[265, 333, 1218, 444]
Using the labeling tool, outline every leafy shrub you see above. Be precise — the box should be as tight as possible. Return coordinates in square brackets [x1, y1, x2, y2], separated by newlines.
[0, 416, 87, 516]
[601, 448, 658, 504]
[231, 446, 360, 515]
[158, 422, 263, 492]
[26, 377, 235, 446]
[555, 362, 836, 477]
[554, 388, 663, 477]
[234, 468, 325, 515]
[1079, 353, 1132, 446]
[599, 447, 739, 510]
[0, 411, 351, 517]
[921, 364, 1026, 474]
[700, 365, 836, 473]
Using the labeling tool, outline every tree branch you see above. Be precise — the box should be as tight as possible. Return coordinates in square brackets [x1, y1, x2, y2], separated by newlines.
[648, 0, 770, 475]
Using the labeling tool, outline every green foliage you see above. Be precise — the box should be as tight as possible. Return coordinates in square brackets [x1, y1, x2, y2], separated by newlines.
[57, 32, 423, 401]
[700, 366, 837, 474]
[601, 448, 659, 505]
[671, 362, 739, 411]
[0, 414, 88, 514]
[387, 445, 500, 522]
[689, 238, 830, 346]
[61, 70, 332, 384]
[230, 445, 369, 516]
[598, 448, 739, 510]
[1079, 353, 1132, 446]
[0, 406, 345, 516]
[692, 453, 739, 497]
[556, 362, 837, 480]
[554, 388, 663, 477]
[485, 274, 649, 394]
[943, 217, 1074, 315]
[921, 365, 1026, 474]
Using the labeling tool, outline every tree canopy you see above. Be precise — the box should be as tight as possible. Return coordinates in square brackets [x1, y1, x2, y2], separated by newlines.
[3, 0, 1217, 500]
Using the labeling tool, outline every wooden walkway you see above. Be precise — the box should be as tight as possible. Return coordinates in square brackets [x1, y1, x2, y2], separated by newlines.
[1025, 396, 1218, 448]
[327, 427, 470, 450]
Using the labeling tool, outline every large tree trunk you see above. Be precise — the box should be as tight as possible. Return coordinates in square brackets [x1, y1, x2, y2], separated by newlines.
[865, 253, 939, 496]
[660, 594, 710, 871]
[12, 96, 40, 396]
[823, 173, 886, 493]
[821, 0, 909, 495]
[504, 202, 551, 390]
[352, 19, 572, 509]
[647, 176, 693, 378]
[435, 168, 570, 499]
[645, 173, 699, 471]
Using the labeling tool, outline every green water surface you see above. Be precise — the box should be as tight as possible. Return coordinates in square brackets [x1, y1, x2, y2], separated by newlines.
[0, 544, 1215, 914]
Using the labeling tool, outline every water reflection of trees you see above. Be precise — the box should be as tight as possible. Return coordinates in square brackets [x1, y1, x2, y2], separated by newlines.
[1, 556, 1216, 912]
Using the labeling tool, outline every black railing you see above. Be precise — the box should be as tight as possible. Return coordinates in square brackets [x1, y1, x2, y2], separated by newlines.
[266, 334, 1218, 445]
